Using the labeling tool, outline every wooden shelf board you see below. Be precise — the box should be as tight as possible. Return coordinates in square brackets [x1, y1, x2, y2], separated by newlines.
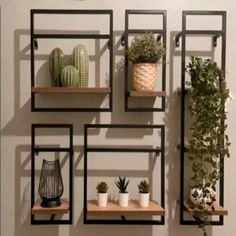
[32, 87, 111, 94]
[32, 199, 69, 214]
[129, 91, 166, 97]
[87, 200, 165, 216]
[184, 201, 228, 216]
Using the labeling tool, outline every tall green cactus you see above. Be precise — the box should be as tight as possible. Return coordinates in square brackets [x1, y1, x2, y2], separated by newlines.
[49, 47, 64, 87]
[72, 44, 89, 87]
[60, 65, 79, 87]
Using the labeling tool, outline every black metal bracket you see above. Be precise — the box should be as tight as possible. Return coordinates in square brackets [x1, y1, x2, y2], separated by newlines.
[33, 39, 38, 50]
[31, 124, 73, 225]
[175, 32, 182, 47]
[121, 34, 125, 46]
[212, 34, 220, 47]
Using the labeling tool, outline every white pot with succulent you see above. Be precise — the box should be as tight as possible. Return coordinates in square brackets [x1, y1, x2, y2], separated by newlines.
[115, 176, 130, 207]
[138, 180, 150, 208]
[96, 181, 109, 207]
[128, 32, 166, 91]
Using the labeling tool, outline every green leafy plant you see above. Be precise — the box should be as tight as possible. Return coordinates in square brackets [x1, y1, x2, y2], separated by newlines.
[186, 56, 230, 236]
[128, 32, 166, 64]
[138, 180, 150, 193]
[96, 181, 108, 193]
[115, 176, 130, 193]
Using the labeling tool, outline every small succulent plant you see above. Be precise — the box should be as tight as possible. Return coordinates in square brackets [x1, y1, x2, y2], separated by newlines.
[96, 181, 108, 193]
[138, 180, 150, 193]
[115, 176, 130, 193]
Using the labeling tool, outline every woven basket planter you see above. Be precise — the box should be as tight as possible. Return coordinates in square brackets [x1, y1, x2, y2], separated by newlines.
[132, 63, 157, 91]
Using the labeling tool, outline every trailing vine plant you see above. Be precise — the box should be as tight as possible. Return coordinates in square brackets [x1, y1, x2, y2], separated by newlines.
[186, 56, 230, 236]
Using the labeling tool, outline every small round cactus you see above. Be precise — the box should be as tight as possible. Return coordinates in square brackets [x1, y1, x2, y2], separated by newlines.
[60, 65, 79, 87]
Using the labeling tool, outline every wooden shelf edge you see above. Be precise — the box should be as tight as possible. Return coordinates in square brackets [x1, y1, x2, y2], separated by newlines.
[32, 87, 111, 94]
[32, 198, 69, 215]
[87, 199, 165, 216]
[184, 201, 228, 216]
[129, 91, 166, 97]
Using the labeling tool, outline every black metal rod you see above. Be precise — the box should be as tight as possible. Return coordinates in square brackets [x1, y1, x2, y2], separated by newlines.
[33, 34, 110, 39]
[84, 219, 164, 225]
[84, 125, 88, 224]
[86, 147, 161, 153]
[85, 123, 164, 129]
[34, 147, 72, 153]
[31, 9, 113, 15]
[127, 29, 165, 34]
[32, 107, 111, 112]
[109, 11, 113, 111]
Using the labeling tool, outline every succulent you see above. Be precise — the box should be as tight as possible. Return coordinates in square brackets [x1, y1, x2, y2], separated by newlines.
[115, 176, 129, 193]
[138, 180, 150, 193]
[96, 181, 108, 193]
[72, 44, 89, 87]
[60, 65, 79, 87]
[128, 32, 166, 64]
[49, 47, 64, 87]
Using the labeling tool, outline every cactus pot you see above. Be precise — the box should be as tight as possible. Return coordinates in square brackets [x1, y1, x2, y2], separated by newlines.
[97, 193, 108, 207]
[118, 192, 129, 207]
[139, 193, 149, 208]
[132, 63, 157, 91]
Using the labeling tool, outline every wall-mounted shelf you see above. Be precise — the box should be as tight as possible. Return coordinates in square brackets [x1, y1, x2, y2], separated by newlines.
[31, 124, 73, 225]
[84, 124, 165, 225]
[123, 10, 167, 112]
[177, 10, 227, 226]
[32, 199, 69, 215]
[32, 87, 111, 94]
[183, 201, 228, 216]
[87, 200, 165, 216]
[31, 9, 113, 112]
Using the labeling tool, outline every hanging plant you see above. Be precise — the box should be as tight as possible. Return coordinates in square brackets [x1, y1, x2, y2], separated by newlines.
[186, 56, 230, 236]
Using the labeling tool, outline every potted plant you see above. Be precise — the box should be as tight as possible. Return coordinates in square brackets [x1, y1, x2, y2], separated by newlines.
[186, 56, 230, 236]
[138, 180, 150, 207]
[96, 181, 109, 207]
[115, 176, 130, 207]
[128, 32, 166, 91]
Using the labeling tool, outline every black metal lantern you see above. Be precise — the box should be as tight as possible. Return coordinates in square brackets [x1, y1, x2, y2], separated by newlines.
[38, 159, 64, 208]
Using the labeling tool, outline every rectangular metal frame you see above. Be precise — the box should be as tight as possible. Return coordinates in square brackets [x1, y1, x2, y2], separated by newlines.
[31, 124, 73, 224]
[30, 9, 113, 112]
[179, 11, 226, 225]
[124, 10, 166, 112]
[83, 124, 165, 225]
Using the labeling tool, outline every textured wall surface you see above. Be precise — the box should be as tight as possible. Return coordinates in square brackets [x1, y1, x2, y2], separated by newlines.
[1, 0, 236, 236]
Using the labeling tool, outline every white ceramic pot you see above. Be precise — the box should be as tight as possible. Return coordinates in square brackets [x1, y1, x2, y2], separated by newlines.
[139, 193, 150, 208]
[190, 187, 216, 207]
[119, 192, 129, 207]
[97, 193, 108, 207]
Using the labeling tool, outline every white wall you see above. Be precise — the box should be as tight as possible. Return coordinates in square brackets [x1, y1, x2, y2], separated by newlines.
[1, 0, 236, 236]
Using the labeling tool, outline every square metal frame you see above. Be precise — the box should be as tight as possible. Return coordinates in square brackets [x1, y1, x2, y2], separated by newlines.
[178, 11, 227, 225]
[30, 9, 113, 112]
[83, 124, 165, 225]
[124, 10, 167, 112]
[31, 124, 73, 224]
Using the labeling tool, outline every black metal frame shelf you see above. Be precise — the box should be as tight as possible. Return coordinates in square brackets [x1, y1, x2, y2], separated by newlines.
[83, 124, 165, 225]
[31, 9, 113, 112]
[123, 10, 167, 112]
[178, 10, 227, 226]
[31, 124, 73, 225]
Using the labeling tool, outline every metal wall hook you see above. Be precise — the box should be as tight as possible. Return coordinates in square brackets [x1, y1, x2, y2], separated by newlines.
[34, 39, 38, 50]
[175, 32, 182, 47]
[121, 34, 125, 47]
[212, 34, 220, 47]
[157, 35, 162, 42]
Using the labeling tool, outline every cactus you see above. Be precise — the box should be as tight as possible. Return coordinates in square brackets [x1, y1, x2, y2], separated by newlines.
[138, 180, 150, 193]
[49, 47, 64, 87]
[96, 182, 109, 193]
[115, 176, 130, 193]
[60, 65, 79, 87]
[72, 44, 89, 87]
